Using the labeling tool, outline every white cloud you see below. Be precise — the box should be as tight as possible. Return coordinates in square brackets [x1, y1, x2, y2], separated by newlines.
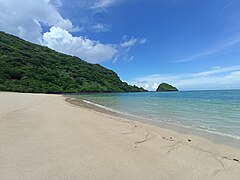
[139, 38, 147, 44]
[212, 66, 221, 70]
[117, 37, 147, 61]
[144, 84, 149, 89]
[131, 65, 240, 90]
[48, 0, 63, 7]
[128, 56, 134, 61]
[111, 36, 147, 62]
[194, 65, 240, 77]
[0, 0, 147, 63]
[0, 0, 73, 43]
[42, 27, 146, 63]
[43, 26, 117, 63]
[121, 37, 147, 48]
[91, 0, 118, 9]
[223, 1, 233, 10]
[175, 36, 240, 62]
[152, 83, 158, 90]
[92, 23, 110, 32]
[121, 38, 138, 48]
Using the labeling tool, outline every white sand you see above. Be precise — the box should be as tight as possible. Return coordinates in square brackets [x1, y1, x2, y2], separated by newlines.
[0, 92, 240, 180]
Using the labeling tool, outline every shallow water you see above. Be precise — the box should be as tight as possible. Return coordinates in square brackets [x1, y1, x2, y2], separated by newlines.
[70, 90, 240, 141]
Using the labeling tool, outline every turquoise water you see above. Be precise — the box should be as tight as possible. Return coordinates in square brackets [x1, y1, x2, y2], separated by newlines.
[70, 90, 240, 140]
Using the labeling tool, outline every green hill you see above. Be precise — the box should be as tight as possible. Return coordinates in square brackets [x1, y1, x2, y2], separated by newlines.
[0, 31, 146, 93]
[156, 83, 178, 92]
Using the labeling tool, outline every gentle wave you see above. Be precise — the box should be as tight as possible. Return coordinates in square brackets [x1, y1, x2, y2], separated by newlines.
[83, 100, 144, 119]
[82, 99, 240, 141]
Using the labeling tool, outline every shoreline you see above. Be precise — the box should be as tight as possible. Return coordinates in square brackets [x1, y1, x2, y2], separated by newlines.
[1, 92, 240, 179]
[66, 97, 240, 149]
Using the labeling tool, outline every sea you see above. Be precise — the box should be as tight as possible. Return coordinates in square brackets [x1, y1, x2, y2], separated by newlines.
[69, 90, 240, 147]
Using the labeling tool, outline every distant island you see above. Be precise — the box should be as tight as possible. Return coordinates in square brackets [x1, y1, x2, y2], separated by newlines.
[0, 31, 146, 93]
[156, 83, 178, 92]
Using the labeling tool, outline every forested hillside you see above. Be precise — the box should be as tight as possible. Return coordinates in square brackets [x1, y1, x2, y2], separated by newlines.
[0, 31, 146, 93]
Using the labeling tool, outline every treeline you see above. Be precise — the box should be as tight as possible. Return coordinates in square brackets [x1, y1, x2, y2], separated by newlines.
[0, 31, 146, 93]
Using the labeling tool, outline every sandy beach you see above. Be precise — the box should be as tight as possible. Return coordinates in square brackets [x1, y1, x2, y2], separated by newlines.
[0, 92, 240, 180]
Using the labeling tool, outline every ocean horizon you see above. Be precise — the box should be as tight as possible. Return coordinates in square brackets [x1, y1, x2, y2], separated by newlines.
[70, 90, 240, 143]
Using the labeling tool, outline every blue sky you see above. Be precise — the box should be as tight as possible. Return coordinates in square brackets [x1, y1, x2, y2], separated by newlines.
[1, 0, 240, 90]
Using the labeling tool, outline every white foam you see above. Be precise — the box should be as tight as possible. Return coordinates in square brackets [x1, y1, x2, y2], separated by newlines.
[83, 100, 144, 119]
[82, 99, 240, 141]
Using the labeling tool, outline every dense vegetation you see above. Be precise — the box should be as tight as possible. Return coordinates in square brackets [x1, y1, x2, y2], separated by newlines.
[0, 31, 146, 93]
[156, 83, 178, 92]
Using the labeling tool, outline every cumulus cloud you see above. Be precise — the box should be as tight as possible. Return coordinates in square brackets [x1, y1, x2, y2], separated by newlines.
[43, 26, 117, 63]
[42, 27, 146, 63]
[121, 37, 147, 48]
[143, 84, 149, 89]
[0, 0, 147, 63]
[131, 65, 240, 90]
[152, 83, 158, 90]
[112, 36, 147, 62]
[0, 0, 73, 43]
[109, 35, 147, 62]
[50, 0, 63, 7]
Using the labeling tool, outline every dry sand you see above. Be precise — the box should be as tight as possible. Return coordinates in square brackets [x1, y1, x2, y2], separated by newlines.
[0, 92, 240, 180]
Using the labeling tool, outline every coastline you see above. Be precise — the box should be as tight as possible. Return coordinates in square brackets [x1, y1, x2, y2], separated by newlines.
[66, 97, 240, 149]
[1, 92, 240, 179]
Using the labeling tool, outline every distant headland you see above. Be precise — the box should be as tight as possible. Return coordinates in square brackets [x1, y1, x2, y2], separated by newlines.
[156, 83, 178, 92]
